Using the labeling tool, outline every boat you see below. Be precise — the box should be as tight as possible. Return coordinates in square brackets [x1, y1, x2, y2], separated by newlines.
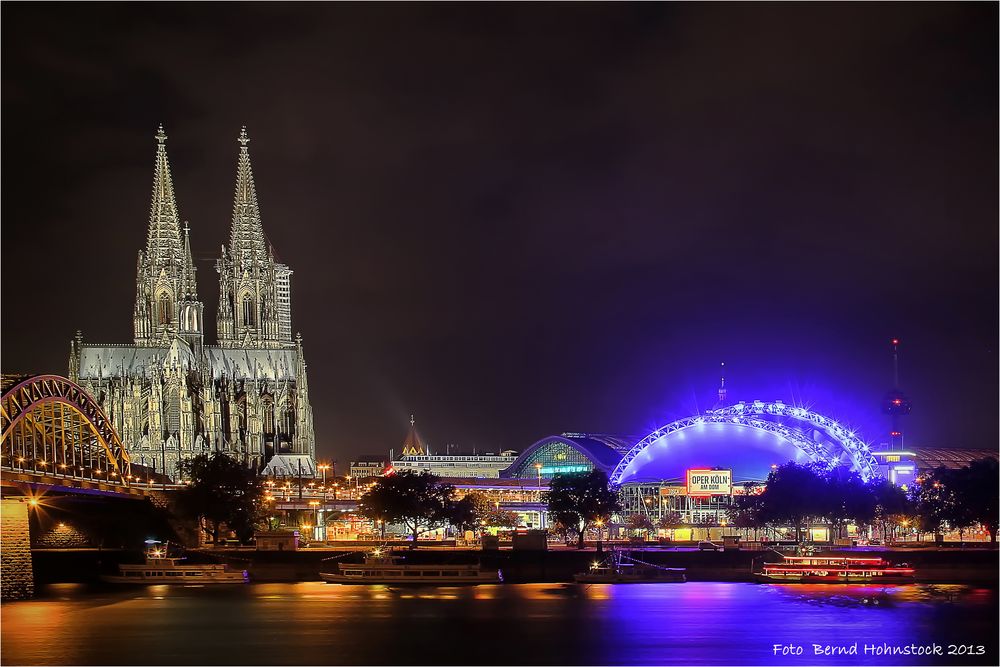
[754, 553, 915, 584]
[101, 541, 249, 584]
[320, 548, 502, 584]
[573, 549, 686, 583]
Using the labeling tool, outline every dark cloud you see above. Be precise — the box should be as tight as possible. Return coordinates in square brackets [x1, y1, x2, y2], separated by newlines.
[2, 3, 996, 462]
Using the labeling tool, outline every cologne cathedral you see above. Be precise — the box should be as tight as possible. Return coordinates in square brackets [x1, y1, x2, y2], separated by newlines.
[68, 126, 316, 479]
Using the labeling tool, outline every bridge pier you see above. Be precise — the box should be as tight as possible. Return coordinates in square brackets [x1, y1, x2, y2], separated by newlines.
[1, 497, 35, 600]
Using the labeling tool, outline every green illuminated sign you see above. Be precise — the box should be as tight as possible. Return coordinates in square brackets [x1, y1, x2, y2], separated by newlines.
[539, 465, 590, 475]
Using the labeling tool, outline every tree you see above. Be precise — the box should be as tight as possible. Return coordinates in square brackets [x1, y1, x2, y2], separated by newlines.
[912, 466, 957, 541]
[823, 470, 869, 540]
[657, 511, 684, 531]
[757, 462, 827, 542]
[459, 491, 521, 529]
[545, 470, 622, 549]
[625, 514, 654, 539]
[549, 514, 579, 544]
[175, 453, 264, 545]
[727, 484, 764, 540]
[869, 479, 910, 543]
[357, 470, 456, 547]
[961, 458, 999, 543]
[443, 494, 481, 534]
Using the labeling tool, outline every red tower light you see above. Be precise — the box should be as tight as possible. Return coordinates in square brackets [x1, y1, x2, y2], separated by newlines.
[891, 338, 900, 346]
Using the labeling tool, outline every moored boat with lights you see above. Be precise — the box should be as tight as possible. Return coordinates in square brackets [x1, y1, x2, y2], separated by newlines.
[574, 549, 686, 583]
[101, 541, 249, 584]
[320, 548, 502, 584]
[754, 554, 915, 584]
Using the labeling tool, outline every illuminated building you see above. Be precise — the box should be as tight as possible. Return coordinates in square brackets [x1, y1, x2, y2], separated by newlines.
[390, 416, 517, 478]
[872, 447, 998, 489]
[392, 453, 518, 479]
[68, 126, 316, 479]
[502, 433, 634, 479]
[350, 455, 389, 480]
[502, 401, 880, 528]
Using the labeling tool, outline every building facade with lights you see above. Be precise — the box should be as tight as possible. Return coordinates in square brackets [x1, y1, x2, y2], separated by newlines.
[502, 402, 885, 529]
[350, 455, 389, 480]
[68, 127, 316, 480]
[391, 453, 519, 478]
[384, 416, 518, 478]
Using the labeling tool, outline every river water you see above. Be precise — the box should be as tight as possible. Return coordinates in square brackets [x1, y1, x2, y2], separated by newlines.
[2, 583, 996, 665]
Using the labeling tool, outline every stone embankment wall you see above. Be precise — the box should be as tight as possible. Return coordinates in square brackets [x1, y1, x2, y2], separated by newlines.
[32, 521, 92, 548]
[1, 498, 35, 600]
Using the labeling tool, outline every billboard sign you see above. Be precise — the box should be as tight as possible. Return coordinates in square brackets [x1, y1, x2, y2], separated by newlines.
[686, 469, 732, 496]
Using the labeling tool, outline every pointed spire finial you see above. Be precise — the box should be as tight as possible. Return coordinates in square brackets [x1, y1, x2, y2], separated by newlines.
[156, 124, 167, 144]
[183, 220, 190, 235]
[238, 126, 250, 147]
[410, 414, 415, 427]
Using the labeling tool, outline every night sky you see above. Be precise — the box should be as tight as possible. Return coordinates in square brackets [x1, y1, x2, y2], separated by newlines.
[2, 4, 997, 464]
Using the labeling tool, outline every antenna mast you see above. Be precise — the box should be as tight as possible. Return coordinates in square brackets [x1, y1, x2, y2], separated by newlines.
[717, 362, 727, 407]
[881, 338, 912, 449]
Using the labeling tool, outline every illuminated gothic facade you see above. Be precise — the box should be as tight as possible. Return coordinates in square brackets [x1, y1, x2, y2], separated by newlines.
[68, 126, 316, 479]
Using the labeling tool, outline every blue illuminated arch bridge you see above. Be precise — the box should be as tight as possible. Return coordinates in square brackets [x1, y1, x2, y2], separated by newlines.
[609, 401, 879, 486]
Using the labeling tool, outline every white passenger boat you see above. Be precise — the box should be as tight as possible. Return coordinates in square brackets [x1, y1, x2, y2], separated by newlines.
[101, 542, 249, 584]
[320, 548, 501, 584]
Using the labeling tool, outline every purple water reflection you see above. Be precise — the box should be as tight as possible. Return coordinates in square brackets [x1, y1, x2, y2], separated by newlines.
[1, 582, 996, 665]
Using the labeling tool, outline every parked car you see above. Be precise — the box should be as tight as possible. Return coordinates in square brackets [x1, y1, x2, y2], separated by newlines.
[697, 541, 722, 551]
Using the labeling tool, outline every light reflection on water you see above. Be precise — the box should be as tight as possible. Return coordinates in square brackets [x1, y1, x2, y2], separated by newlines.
[2, 582, 996, 665]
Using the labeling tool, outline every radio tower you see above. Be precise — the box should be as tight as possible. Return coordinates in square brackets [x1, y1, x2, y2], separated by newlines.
[717, 362, 727, 408]
[881, 338, 912, 449]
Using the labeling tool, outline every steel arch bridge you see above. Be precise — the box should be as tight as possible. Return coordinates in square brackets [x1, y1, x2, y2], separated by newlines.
[609, 400, 879, 486]
[1, 375, 131, 486]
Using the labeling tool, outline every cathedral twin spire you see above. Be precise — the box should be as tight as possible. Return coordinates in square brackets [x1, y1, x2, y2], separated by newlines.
[135, 125, 292, 350]
[134, 125, 199, 347]
[229, 127, 271, 267]
[145, 125, 186, 268]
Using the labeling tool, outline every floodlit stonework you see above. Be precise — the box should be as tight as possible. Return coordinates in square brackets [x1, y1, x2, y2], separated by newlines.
[69, 127, 315, 478]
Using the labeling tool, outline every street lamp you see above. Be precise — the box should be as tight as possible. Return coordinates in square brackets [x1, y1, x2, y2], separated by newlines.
[595, 518, 605, 551]
[318, 464, 330, 502]
[309, 500, 320, 539]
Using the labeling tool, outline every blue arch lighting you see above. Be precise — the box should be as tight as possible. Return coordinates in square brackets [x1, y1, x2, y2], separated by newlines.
[609, 401, 878, 486]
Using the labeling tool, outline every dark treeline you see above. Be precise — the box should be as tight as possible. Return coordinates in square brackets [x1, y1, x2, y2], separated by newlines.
[728, 459, 999, 543]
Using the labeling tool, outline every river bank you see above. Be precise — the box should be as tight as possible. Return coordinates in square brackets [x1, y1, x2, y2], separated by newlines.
[30, 546, 999, 585]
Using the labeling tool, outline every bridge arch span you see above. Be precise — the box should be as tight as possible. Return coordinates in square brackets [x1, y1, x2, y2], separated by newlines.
[1, 375, 131, 485]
